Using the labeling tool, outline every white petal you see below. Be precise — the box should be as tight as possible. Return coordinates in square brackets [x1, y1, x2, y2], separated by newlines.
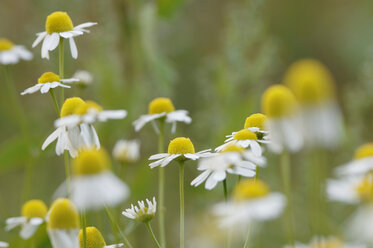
[21, 84, 42, 95]
[69, 37, 78, 59]
[42, 127, 62, 150]
[48, 33, 60, 51]
[32, 32, 47, 47]
[40, 83, 51, 93]
[74, 22, 98, 30]
[149, 153, 169, 160]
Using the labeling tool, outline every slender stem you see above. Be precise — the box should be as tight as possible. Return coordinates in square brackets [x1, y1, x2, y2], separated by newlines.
[104, 206, 133, 248]
[243, 225, 252, 248]
[157, 119, 166, 248]
[64, 151, 71, 199]
[179, 161, 185, 248]
[81, 210, 87, 248]
[223, 179, 228, 202]
[49, 89, 60, 116]
[255, 166, 260, 181]
[59, 38, 65, 106]
[146, 222, 162, 248]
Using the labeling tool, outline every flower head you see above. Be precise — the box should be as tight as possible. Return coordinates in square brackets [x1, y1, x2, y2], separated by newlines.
[262, 85, 298, 118]
[22, 200, 48, 219]
[0, 38, 13, 51]
[355, 143, 373, 160]
[148, 97, 175, 115]
[0, 38, 32, 65]
[122, 197, 157, 223]
[73, 70, 93, 87]
[46, 12, 74, 34]
[112, 139, 140, 163]
[168, 137, 195, 155]
[233, 179, 269, 201]
[48, 198, 80, 230]
[61, 97, 86, 117]
[73, 148, 111, 175]
[78, 227, 123, 248]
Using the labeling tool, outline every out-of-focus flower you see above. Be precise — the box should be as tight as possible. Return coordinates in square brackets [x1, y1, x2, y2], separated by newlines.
[261, 85, 303, 153]
[112, 139, 141, 164]
[213, 179, 286, 228]
[148, 137, 212, 168]
[284, 59, 343, 148]
[287, 236, 366, 248]
[5, 200, 47, 240]
[0, 38, 32, 65]
[244, 113, 269, 140]
[336, 143, 373, 177]
[55, 148, 130, 211]
[47, 198, 80, 248]
[21, 72, 78, 95]
[122, 197, 157, 223]
[78, 226, 123, 248]
[73, 70, 93, 87]
[133, 97, 191, 133]
[191, 144, 265, 190]
[32, 11, 97, 59]
[0, 242, 8, 247]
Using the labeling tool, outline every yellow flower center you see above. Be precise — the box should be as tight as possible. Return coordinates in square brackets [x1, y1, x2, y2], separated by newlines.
[48, 198, 80, 229]
[233, 179, 269, 201]
[79, 227, 106, 248]
[354, 143, 373, 160]
[221, 144, 245, 153]
[38, 72, 60, 84]
[261, 85, 297, 118]
[0, 38, 14, 51]
[283, 59, 336, 105]
[355, 175, 373, 202]
[73, 148, 111, 175]
[45, 11, 74, 34]
[21, 200, 48, 219]
[136, 207, 155, 223]
[148, 97, 175, 115]
[309, 238, 343, 248]
[74, 101, 103, 115]
[168, 137, 195, 155]
[233, 129, 257, 141]
[244, 113, 267, 130]
[60, 97, 86, 117]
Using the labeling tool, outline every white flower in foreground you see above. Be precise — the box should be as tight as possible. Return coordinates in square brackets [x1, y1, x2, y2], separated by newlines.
[122, 197, 157, 223]
[47, 198, 80, 248]
[0, 242, 8, 248]
[287, 236, 366, 248]
[191, 144, 266, 190]
[21, 72, 77, 95]
[284, 59, 343, 148]
[261, 84, 303, 153]
[55, 148, 130, 211]
[5, 200, 47, 240]
[335, 143, 373, 177]
[0, 38, 32, 65]
[213, 179, 286, 228]
[79, 226, 123, 248]
[133, 97, 191, 133]
[32, 11, 97, 59]
[73, 70, 93, 87]
[112, 139, 140, 163]
[149, 137, 212, 168]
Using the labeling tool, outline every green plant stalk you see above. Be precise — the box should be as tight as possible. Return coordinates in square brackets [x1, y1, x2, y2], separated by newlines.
[223, 179, 228, 202]
[146, 222, 162, 248]
[49, 89, 60, 116]
[64, 151, 71, 199]
[255, 166, 260, 181]
[157, 119, 166, 248]
[243, 225, 252, 248]
[104, 206, 133, 248]
[81, 210, 87, 248]
[179, 160, 185, 248]
[59, 38, 65, 106]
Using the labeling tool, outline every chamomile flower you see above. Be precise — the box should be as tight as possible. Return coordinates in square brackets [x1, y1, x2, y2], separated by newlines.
[284, 59, 343, 148]
[288, 236, 366, 248]
[261, 85, 303, 153]
[73, 70, 93, 87]
[191, 145, 266, 190]
[79, 227, 123, 248]
[21, 72, 78, 95]
[32, 11, 97, 59]
[213, 179, 286, 228]
[244, 113, 269, 139]
[47, 198, 80, 248]
[148, 137, 212, 168]
[133, 97, 191, 133]
[122, 197, 157, 223]
[0, 38, 33, 65]
[5, 200, 47, 240]
[55, 148, 130, 211]
[112, 139, 141, 163]
[0, 242, 8, 247]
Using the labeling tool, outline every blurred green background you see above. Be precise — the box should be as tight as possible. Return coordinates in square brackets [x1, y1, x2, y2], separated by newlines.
[1, 0, 373, 247]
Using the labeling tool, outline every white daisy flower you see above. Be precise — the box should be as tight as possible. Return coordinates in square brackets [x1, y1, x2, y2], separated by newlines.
[133, 97, 191, 133]
[261, 84, 303, 153]
[79, 226, 123, 248]
[47, 198, 80, 248]
[5, 200, 47, 240]
[215, 129, 268, 156]
[213, 179, 286, 229]
[112, 139, 141, 163]
[21, 72, 77, 95]
[335, 143, 373, 177]
[191, 144, 266, 190]
[72, 70, 93, 87]
[148, 137, 212, 169]
[0, 38, 32, 65]
[244, 113, 270, 140]
[287, 236, 366, 248]
[122, 197, 157, 223]
[32, 11, 97, 59]
[284, 59, 343, 148]
[0, 242, 8, 248]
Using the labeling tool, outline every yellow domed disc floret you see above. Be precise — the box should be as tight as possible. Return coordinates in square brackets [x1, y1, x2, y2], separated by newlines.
[0, 38, 14, 51]
[233, 129, 257, 141]
[244, 113, 267, 130]
[283, 59, 336, 105]
[168, 137, 195, 155]
[21, 200, 48, 219]
[354, 143, 373, 160]
[221, 144, 245, 153]
[233, 179, 269, 201]
[355, 175, 373, 202]
[309, 237, 343, 248]
[60, 97, 85, 117]
[148, 97, 175, 115]
[45, 11, 74, 34]
[38, 72, 60, 84]
[74, 101, 103, 115]
[79, 227, 106, 248]
[48, 198, 80, 229]
[261, 85, 297, 118]
[73, 148, 111, 175]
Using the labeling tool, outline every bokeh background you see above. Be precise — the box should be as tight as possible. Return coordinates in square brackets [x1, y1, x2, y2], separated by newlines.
[1, 0, 373, 247]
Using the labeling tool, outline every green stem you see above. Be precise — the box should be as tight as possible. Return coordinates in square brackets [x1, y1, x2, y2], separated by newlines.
[146, 222, 162, 248]
[81, 210, 87, 248]
[223, 179, 228, 202]
[243, 225, 251, 248]
[104, 206, 133, 248]
[49, 89, 60, 116]
[179, 161, 185, 248]
[158, 119, 166, 248]
[59, 38, 65, 106]
[255, 166, 260, 181]
[64, 151, 71, 199]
